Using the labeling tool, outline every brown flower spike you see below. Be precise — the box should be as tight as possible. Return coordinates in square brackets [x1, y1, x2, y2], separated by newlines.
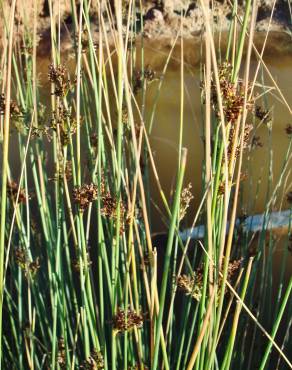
[112, 307, 143, 334]
[80, 349, 104, 370]
[48, 64, 72, 97]
[73, 183, 98, 211]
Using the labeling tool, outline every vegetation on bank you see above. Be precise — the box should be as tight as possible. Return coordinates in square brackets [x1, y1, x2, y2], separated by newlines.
[0, 0, 291, 369]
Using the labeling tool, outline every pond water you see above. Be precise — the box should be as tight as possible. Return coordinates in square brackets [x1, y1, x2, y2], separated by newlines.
[140, 39, 292, 232]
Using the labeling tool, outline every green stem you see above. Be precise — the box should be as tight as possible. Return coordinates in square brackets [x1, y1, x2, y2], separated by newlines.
[152, 148, 187, 370]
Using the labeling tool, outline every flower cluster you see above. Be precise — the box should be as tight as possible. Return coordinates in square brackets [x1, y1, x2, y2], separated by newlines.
[133, 66, 157, 94]
[177, 258, 243, 302]
[177, 274, 203, 301]
[179, 183, 194, 221]
[0, 93, 24, 118]
[226, 258, 243, 279]
[255, 105, 270, 124]
[50, 103, 78, 146]
[72, 180, 128, 232]
[207, 63, 255, 162]
[80, 349, 104, 370]
[72, 254, 92, 272]
[57, 337, 66, 369]
[14, 248, 40, 277]
[228, 122, 253, 160]
[73, 183, 98, 211]
[48, 64, 73, 97]
[112, 307, 143, 334]
[211, 63, 253, 124]
[100, 191, 123, 218]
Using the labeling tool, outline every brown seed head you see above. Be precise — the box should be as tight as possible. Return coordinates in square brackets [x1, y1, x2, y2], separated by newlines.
[57, 337, 66, 369]
[112, 307, 143, 334]
[180, 183, 194, 221]
[48, 64, 72, 97]
[80, 349, 104, 369]
[73, 183, 98, 211]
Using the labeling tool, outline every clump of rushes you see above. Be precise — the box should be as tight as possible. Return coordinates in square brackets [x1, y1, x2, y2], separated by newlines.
[179, 183, 194, 221]
[285, 123, 292, 135]
[73, 183, 98, 211]
[112, 307, 143, 334]
[48, 63, 74, 97]
[2, 2, 292, 369]
[80, 349, 104, 370]
[7, 181, 28, 204]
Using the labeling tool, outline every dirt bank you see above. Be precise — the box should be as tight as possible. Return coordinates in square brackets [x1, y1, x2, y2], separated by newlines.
[0, 0, 291, 57]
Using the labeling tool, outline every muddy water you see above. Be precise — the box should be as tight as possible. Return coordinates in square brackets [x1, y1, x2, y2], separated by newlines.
[144, 57, 292, 232]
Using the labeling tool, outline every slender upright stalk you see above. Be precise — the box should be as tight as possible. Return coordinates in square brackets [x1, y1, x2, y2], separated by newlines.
[0, 1, 17, 367]
[152, 148, 187, 370]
